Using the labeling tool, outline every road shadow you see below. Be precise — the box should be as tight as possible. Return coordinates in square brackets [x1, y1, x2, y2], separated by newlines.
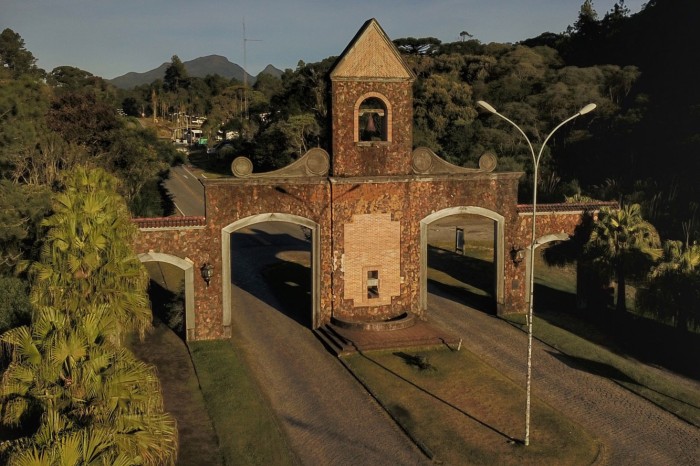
[147, 280, 186, 341]
[231, 225, 312, 328]
[532, 282, 577, 312]
[546, 350, 638, 385]
[427, 245, 496, 315]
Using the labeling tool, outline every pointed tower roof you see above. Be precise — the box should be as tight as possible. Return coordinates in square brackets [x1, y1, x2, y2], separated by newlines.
[330, 19, 415, 82]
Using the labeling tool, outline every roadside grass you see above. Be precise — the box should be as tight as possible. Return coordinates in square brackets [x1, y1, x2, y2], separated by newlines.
[342, 347, 600, 465]
[189, 340, 297, 466]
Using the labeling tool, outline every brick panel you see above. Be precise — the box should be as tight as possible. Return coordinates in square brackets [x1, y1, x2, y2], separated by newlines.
[343, 213, 401, 308]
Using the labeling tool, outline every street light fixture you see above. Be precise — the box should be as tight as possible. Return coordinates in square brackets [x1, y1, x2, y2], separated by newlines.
[477, 100, 596, 446]
[200, 263, 214, 288]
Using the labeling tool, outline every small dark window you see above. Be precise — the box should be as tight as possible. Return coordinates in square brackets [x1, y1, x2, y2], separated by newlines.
[359, 97, 387, 142]
[367, 270, 379, 299]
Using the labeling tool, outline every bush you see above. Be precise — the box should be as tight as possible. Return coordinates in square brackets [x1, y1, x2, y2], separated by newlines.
[0, 275, 31, 332]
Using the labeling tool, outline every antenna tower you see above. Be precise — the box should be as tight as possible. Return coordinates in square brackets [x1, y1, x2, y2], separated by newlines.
[242, 18, 262, 120]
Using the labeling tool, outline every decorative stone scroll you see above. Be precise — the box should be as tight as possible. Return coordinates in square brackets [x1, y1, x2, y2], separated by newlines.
[411, 147, 497, 175]
[231, 147, 330, 178]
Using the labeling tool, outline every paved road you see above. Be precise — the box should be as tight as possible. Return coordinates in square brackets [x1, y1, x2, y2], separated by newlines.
[427, 287, 700, 466]
[230, 223, 429, 465]
[164, 165, 205, 217]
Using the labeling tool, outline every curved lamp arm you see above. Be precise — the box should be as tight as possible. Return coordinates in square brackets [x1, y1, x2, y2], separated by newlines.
[477, 99, 596, 447]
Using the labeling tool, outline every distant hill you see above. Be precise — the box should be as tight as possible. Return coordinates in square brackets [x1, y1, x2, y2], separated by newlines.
[258, 64, 284, 79]
[109, 55, 282, 89]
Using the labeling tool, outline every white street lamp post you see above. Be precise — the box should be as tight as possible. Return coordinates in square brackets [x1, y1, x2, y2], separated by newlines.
[477, 100, 596, 446]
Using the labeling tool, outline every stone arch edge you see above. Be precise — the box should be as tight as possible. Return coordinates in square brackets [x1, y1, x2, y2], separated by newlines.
[138, 252, 196, 340]
[419, 206, 506, 314]
[222, 213, 321, 330]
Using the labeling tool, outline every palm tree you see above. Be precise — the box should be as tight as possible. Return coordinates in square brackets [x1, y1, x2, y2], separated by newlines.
[1, 167, 177, 463]
[585, 203, 661, 313]
[27, 167, 151, 346]
[639, 240, 700, 331]
[0, 306, 178, 465]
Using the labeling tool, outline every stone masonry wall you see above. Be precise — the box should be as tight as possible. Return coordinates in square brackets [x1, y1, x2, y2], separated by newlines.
[204, 178, 333, 325]
[506, 209, 603, 313]
[132, 226, 220, 339]
[331, 80, 413, 177]
[330, 172, 522, 321]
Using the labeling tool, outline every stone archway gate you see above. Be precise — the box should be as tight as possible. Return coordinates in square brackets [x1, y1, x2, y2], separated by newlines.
[133, 158, 615, 342]
[131, 19, 617, 342]
[133, 154, 332, 341]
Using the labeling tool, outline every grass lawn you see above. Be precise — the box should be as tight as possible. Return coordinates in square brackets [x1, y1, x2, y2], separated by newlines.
[189, 340, 297, 466]
[343, 347, 600, 465]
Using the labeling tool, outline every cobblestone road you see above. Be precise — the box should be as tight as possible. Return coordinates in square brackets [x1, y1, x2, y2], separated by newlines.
[230, 224, 429, 465]
[428, 287, 700, 466]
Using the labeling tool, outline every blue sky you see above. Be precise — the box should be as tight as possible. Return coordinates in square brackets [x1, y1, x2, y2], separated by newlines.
[3, 0, 647, 79]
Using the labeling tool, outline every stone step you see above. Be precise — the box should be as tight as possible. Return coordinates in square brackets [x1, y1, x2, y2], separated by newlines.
[314, 325, 356, 356]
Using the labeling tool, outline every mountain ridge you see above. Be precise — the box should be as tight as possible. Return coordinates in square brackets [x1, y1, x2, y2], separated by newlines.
[109, 55, 283, 89]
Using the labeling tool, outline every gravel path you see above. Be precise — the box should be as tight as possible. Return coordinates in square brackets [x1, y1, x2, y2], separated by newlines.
[427, 286, 700, 466]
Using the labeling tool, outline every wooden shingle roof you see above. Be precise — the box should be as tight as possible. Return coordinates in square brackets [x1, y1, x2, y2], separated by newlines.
[330, 18, 415, 82]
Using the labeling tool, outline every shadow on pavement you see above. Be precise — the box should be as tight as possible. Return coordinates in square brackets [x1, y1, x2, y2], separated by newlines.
[427, 280, 496, 315]
[545, 350, 638, 385]
[231, 226, 312, 328]
[427, 245, 496, 315]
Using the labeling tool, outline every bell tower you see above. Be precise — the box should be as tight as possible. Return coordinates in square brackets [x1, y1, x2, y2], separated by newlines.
[329, 19, 416, 177]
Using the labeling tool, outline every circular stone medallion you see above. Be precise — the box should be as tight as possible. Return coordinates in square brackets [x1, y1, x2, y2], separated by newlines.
[231, 156, 253, 177]
[305, 148, 330, 176]
[478, 152, 497, 172]
[412, 148, 434, 173]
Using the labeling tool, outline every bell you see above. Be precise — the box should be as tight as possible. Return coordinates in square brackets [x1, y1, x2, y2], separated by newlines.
[365, 115, 377, 133]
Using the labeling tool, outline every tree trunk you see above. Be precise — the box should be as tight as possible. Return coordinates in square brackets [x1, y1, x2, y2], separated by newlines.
[616, 262, 627, 313]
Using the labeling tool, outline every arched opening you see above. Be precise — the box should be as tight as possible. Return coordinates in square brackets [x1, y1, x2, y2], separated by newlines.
[420, 207, 505, 315]
[355, 93, 391, 143]
[138, 252, 195, 341]
[222, 213, 320, 330]
[525, 234, 579, 312]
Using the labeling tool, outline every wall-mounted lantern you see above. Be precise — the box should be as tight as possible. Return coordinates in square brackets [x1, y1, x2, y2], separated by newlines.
[200, 263, 214, 287]
[511, 247, 525, 265]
